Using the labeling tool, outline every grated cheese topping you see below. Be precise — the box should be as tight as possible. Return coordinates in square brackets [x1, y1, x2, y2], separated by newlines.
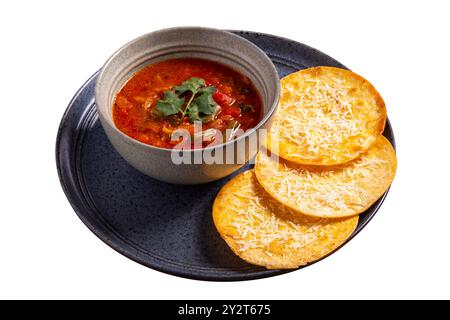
[268, 67, 385, 165]
[229, 182, 320, 255]
[214, 171, 357, 262]
[255, 136, 397, 218]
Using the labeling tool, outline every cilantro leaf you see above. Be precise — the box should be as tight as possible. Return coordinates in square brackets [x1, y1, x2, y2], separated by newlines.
[154, 77, 218, 123]
[156, 90, 185, 116]
[185, 104, 202, 122]
[174, 77, 205, 95]
[187, 91, 218, 122]
[198, 86, 216, 95]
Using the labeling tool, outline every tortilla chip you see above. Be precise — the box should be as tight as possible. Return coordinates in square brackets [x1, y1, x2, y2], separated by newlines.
[213, 170, 358, 269]
[267, 66, 386, 165]
[255, 136, 397, 218]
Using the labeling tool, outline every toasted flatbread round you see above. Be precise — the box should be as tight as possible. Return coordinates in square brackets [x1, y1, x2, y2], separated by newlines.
[266, 66, 386, 165]
[255, 136, 396, 219]
[212, 170, 358, 269]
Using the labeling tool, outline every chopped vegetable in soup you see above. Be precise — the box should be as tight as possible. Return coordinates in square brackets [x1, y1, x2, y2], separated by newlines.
[113, 58, 262, 148]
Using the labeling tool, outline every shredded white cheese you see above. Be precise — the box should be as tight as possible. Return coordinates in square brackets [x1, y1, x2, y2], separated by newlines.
[268, 69, 383, 164]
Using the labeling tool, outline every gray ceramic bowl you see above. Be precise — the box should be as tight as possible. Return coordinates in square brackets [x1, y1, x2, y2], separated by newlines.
[95, 27, 280, 184]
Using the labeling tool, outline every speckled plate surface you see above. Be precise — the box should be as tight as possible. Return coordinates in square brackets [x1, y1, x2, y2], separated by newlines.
[56, 31, 396, 281]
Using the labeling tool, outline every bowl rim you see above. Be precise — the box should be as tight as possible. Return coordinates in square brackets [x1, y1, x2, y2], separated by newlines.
[95, 26, 280, 153]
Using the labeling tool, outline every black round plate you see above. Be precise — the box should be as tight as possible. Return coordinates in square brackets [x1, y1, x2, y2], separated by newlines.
[56, 31, 395, 281]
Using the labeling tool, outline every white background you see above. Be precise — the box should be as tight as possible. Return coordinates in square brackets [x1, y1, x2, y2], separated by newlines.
[1, 0, 449, 299]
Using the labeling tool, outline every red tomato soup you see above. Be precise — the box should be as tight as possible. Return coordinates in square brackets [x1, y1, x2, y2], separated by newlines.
[113, 58, 262, 148]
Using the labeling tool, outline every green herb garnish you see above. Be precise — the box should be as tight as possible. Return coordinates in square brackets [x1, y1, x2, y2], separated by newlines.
[174, 77, 206, 95]
[156, 77, 218, 123]
[156, 90, 185, 116]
